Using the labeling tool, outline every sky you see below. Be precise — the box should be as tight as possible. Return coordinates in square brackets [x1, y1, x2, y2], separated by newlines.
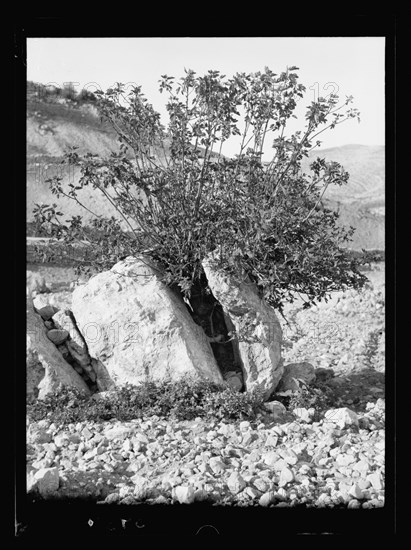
[27, 37, 385, 157]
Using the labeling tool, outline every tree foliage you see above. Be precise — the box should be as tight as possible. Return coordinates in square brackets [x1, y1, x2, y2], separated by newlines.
[33, 66, 367, 313]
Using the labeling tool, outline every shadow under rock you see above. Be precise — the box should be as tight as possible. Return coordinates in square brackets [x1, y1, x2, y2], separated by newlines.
[324, 368, 385, 413]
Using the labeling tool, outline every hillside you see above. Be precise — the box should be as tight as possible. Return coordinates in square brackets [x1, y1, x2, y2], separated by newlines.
[26, 84, 385, 250]
[303, 144, 384, 205]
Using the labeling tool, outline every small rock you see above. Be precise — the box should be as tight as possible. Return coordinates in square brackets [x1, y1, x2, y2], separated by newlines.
[27, 426, 52, 445]
[293, 407, 311, 422]
[132, 474, 150, 499]
[32, 458, 54, 470]
[244, 486, 259, 499]
[264, 435, 279, 448]
[367, 472, 384, 491]
[34, 467, 59, 496]
[54, 433, 70, 448]
[285, 422, 301, 434]
[353, 459, 371, 474]
[376, 398, 385, 410]
[349, 483, 364, 499]
[105, 426, 134, 441]
[83, 448, 98, 460]
[375, 440, 385, 452]
[348, 499, 361, 509]
[242, 432, 255, 446]
[239, 421, 251, 432]
[66, 340, 90, 367]
[227, 472, 247, 494]
[253, 478, 269, 493]
[27, 469, 38, 493]
[262, 451, 280, 467]
[280, 449, 299, 466]
[279, 467, 294, 487]
[336, 454, 356, 467]
[324, 408, 359, 429]
[217, 424, 231, 436]
[38, 305, 59, 321]
[104, 492, 120, 504]
[122, 440, 132, 452]
[263, 401, 287, 418]
[209, 457, 227, 474]
[225, 374, 242, 392]
[81, 427, 93, 440]
[153, 495, 168, 505]
[357, 479, 371, 490]
[173, 485, 195, 504]
[47, 329, 70, 345]
[259, 491, 276, 507]
[275, 487, 288, 500]
[277, 362, 315, 391]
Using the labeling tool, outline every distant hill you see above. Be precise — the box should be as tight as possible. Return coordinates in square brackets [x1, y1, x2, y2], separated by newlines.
[26, 83, 384, 250]
[303, 144, 384, 205]
[302, 144, 385, 250]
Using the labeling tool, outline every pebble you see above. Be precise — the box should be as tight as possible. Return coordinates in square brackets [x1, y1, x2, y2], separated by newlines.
[279, 467, 294, 487]
[209, 457, 227, 474]
[38, 305, 59, 321]
[227, 472, 247, 494]
[34, 467, 59, 496]
[349, 483, 364, 499]
[263, 401, 287, 418]
[367, 472, 384, 491]
[47, 329, 70, 345]
[293, 408, 311, 422]
[81, 427, 93, 440]
[348, 499, 361, 509]
[239, 421, 251, 431]
[324, 408, 359, 429]
[259, 491, 276, 507]
[264, 435, 279, 448]
[262, 451, 280, 467]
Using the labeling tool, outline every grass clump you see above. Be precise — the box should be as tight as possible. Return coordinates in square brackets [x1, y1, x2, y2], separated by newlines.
[27, 379, 266, 425]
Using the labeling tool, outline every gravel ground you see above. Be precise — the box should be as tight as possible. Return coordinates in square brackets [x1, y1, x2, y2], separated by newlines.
[27, 399, 385, 508]
[27, 263, 385, 507]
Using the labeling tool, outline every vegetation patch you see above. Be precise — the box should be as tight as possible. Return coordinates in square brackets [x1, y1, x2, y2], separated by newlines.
[27, 379, 266, 425]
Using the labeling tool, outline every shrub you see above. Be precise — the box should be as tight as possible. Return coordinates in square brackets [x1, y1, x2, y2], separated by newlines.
[34, 66, 367, 315]
[27, 386, 90, 423]
[60, 83, 78, 101]
[202, 386, 265, 421]
[26, 379, 266, 425]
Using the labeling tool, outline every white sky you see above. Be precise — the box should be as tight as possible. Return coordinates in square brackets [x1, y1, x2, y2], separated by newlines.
[27, 37, 385, 156]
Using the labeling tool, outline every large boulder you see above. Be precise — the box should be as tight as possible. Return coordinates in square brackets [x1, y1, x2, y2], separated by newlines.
[202, 253, 283, 400]
[27, 295, 90, 400]
[71, 256, 223, 387]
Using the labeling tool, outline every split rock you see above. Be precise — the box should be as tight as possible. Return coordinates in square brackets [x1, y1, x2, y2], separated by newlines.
[203, 252, 283, 400]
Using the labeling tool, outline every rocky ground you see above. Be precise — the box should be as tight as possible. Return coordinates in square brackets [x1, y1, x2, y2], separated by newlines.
[26, 263, 385, 508]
